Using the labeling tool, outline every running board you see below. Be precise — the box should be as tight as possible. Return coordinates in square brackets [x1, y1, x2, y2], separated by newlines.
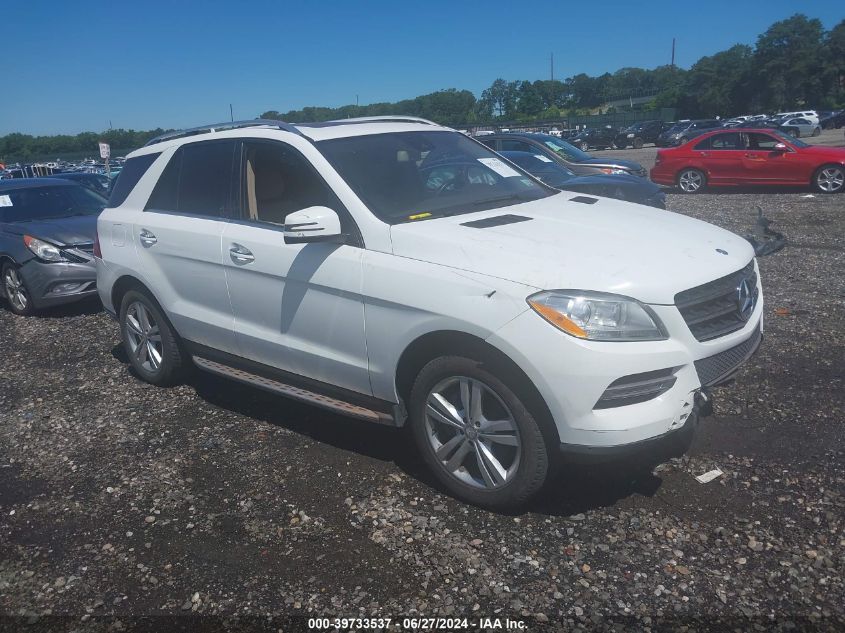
[192, 356, 395, 426]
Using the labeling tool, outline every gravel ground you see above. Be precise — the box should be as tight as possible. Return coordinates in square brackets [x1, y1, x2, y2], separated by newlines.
[1, 135, 843, 632]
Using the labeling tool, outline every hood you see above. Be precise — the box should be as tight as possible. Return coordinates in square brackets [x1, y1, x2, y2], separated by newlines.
[3, 214, 97, 245]
[390, 193, 754, 305]
[578, 156, 645, 172]
[562, 172, 660, 192]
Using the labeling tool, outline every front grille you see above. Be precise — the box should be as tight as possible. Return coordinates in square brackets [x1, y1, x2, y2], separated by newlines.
[694, 325, 762, 387]
[675, 261, 758, 341]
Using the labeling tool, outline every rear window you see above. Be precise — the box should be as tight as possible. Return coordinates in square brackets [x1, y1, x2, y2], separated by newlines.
[108, 153, 160, 207]
[145, 141, 236, 217]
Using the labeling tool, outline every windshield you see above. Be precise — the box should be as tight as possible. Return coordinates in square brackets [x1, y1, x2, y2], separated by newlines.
[500, 151, 575, 188]
[0, 184, 106, 223]
[528, 134, 592, 162]
[317, 131, 553, 223]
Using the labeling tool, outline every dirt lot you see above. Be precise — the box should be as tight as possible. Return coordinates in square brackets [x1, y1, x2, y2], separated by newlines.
[1, 132, 843, 632]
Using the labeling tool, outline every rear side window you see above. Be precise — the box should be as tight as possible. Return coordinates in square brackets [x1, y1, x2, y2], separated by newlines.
[145, 140, 236, 217]
[108, 153, 159, 207]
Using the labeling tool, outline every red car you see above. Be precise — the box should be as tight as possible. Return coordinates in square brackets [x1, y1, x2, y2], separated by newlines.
[650, 128, 845, 194]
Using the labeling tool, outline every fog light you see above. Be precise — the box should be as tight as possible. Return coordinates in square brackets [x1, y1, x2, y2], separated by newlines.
[51, 282, 82, 294]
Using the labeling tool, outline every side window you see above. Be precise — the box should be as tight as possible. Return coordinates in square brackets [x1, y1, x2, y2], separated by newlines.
[709, 133, 741, 150]
[500, 140, 533, 152]
[745, 133, 781, 150]
[477, 138, 496, 150]
[693, 137, 711, 150]
[145, 140, 236, 217]
[241, 141, 347, 228]
[108, 152, 160, 207]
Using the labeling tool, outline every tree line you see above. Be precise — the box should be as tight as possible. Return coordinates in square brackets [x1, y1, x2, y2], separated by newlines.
[2, 14, 843, 163]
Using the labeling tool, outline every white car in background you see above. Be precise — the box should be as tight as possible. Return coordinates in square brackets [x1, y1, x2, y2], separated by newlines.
[776, 110, 819, 125]
[96, 117, 763, 510]
[780, 117, 822, 138]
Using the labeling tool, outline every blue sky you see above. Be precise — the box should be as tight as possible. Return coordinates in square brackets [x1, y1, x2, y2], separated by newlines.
[2, 0, 841, 135]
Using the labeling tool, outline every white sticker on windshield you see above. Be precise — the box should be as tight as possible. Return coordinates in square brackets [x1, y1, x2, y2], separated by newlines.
[0, 195, 12, 207]
[477, 157, 520, 178]
[533, 154, 553, 162]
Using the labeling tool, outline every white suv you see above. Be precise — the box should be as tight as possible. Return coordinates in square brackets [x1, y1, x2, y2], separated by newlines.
[96, 117, 763, 509]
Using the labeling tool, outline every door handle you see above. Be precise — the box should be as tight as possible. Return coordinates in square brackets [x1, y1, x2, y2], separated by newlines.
[229, 244, 255, 264]
[699, 152, 708, 157]
[139, 229, 157, 247]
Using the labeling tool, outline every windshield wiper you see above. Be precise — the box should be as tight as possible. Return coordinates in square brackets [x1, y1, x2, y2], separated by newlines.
[471, 194, 526, 207]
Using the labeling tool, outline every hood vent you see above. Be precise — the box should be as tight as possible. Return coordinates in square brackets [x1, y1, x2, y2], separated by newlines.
[570, 196, 598, 204]
[461, 214, 532, 228]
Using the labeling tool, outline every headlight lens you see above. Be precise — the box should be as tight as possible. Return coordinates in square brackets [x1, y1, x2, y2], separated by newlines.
[23, 235, 66, 262]
[527, 291, 667, 341]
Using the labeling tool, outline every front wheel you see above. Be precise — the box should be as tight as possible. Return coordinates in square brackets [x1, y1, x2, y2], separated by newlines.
[813, 165, 845, 194]
[677, 168, 706, 193]
[812, 127, 821, 137]
[579, 142, 590, 151]
[633, 137, 644, 149]
[409, 356, 549, 510]
[2, 263, 34, 316]
[120, 289, 186, 386]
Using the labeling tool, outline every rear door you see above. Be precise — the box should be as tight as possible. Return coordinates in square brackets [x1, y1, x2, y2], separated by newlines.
[132, 140, 238, 353]
[693, 132, 744, 183]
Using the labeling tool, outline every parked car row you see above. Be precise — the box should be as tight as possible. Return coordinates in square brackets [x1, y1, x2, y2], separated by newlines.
[2, 116, 768, 510]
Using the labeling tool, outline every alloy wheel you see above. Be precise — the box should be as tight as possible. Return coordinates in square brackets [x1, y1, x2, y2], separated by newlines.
[3, 267, 28, 311]
[125, 301, 164, 373]
[817, 167, 844, 193]
[424, 376, 521, 490]
[678, 170, 704, 193]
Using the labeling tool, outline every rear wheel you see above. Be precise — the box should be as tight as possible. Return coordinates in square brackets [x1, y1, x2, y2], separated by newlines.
[677, 168, 706, 193]
[409, 356, 549, 510]
[813, 165, 845, 194]
[120, 289, 186, 386]
[812, 127, 821, 137]
[633, 137, 644, 149]
[579, 142, 589, 151]
[2, 263, 34, 316]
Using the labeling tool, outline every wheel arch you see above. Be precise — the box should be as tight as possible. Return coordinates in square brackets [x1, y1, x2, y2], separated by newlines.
[110, 275, 176, 332]
[394, 330, 560, 445]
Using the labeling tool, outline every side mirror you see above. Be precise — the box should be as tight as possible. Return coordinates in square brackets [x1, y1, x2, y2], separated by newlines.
[773, 143, 788, 151]
[283, 206, 345, 245]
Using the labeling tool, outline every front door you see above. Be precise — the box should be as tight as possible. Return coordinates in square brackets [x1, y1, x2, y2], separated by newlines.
[132, 140, 238, 353]
[221, 138, 371, 395]
[740, 132, 803, 183]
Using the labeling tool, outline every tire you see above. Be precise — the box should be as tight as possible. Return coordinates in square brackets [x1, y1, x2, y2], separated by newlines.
[2, 263, 35, 316]
[812, 164, 845, 194]
[633, 137, 644, 149]
[119, 289, 186, 386]
[677, 168, 706, 193]
[812, 127, 821, 137]
[579, 142, 589, 152]
[409, 356, 549, 511]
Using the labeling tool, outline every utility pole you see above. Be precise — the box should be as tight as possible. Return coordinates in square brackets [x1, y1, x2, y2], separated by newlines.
[550, 52, 554, 82]
[230, 104, 234, 122]
[671, 38, 676, 68]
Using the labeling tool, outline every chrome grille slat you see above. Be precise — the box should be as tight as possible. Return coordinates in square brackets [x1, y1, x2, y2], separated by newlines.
[675, 261, 758, 341]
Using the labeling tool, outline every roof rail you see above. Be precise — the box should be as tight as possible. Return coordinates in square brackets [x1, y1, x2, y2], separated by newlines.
[143, 119, 301, 146]
[299, 115, 441, 128]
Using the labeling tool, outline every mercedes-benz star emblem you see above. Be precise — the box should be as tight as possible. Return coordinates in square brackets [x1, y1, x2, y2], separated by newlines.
[736, 278, 754, 321]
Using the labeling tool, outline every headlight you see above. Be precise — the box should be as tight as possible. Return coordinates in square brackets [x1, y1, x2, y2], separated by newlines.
[626, 133, 635, 138]
[599, 168, 627, 175]
[23, 235, 66, 262]
[527, 291, 667, 341]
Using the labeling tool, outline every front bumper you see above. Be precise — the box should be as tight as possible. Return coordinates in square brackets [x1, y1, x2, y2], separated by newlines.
[19, 258, 97, 309]
[486, 292, 764, 452]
